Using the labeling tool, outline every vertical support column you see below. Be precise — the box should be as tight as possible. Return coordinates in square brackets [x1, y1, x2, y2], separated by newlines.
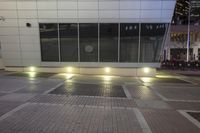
[56, 0, 61, 62]
[118, 0, 120, 62]
[98, 23, 100, 62]
[98, 0, 100, 62]
[118, 23, 120, 62]
[186, 0, 191, 62]
[77, 0, 80, 62]
[78, 24, 80, 62]
[138, 23, 141, 62]
[16, 0, 24, 68]
[57, 23, 61, 62]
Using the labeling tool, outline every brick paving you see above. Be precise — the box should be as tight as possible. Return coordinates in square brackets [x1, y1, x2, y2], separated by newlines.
[126, 85, 160, 100]
[0, 101, 23, 117]
[141, 109, 200, 133]
[30, 95, 136, 107]
[0, 70, 199, 133]
[152, 86, 200, 101]
[167, 101, 200, 110]
[0, 103, 143, 133]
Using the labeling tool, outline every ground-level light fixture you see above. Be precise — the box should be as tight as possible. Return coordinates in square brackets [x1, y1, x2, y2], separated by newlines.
[143, 67, 150, 74]
[105, 67, 110, 73]
[29, 66, 36, 72]
[66, 67, 72, 73]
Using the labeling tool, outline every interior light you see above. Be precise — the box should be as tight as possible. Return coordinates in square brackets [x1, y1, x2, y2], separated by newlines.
[105, 67, 110, 73]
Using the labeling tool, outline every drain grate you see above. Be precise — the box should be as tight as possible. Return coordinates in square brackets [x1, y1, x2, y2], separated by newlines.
[187, 112, 200, 122]
[49, 82, 127, 98]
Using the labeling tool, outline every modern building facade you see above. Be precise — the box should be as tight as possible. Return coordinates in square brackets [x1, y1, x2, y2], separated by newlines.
[0, 0, 176, 76]
[165, 0, 200, 61]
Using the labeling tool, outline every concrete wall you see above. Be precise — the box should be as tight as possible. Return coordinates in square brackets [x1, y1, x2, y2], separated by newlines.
[5, 66, 156, 77]
[0, 59, 3, 69]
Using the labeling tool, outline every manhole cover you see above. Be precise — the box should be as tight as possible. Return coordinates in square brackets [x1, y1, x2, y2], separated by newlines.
[49, 82, 126, 98]
[187, 112, 200, 122]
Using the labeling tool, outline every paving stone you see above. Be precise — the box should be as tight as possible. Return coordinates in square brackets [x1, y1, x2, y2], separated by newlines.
[167, 101, 200, 110]
[30, 95, 136, 107]
[126, 85, 160, 100]
[0, 93, 36, 102]
[0, 103, 143, 133]
[187, 112, 200, 122]
[140, 77, 190, 84]
[50, 82, 126, 97]
[0, 78, 29, 93]
[152, 86, 200, 101]
[16, 79, 64, 94]
[0, 101, 23, 117]
[135, 99, 172, 109]
[141, 109, 200, 133]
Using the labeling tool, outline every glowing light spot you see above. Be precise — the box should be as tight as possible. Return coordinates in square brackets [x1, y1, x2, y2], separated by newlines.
[105, 67, 110, 73]
[141, 77, 153, 83]
[144, 67, 150, 73]
[66, 67, 72, 73]
[29, 67, 35, 72]
[104, 76, 112, 81]
[156, 75, 172, 78]
[28, 72, 36, 78]
[65, 74, 74, 80]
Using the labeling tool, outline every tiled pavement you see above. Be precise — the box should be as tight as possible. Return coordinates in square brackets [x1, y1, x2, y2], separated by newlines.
[0, 71, 199, 133]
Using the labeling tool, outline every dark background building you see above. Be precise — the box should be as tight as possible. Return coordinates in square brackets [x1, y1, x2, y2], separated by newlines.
[173, 0, 200, 25]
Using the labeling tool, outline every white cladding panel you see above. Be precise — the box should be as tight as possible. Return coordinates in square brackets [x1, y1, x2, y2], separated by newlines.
[0, 0, 175, 67]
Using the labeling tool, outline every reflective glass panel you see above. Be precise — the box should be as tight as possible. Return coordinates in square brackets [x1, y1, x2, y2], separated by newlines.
[100, 23, 118, 62]
[140, 23, 167, 62]
[59, 23, 78, 62]
[40, 23, 59, 61]
[120, 23, 139, 62]
[80, 23, 98, 62]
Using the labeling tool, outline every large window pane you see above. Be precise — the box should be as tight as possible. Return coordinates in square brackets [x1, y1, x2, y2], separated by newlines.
[100, 23, 118, 62]
[80, 23, 98, 62]
[59, 23, 78, 62]
[120, 23, 139, 62]
[140, 23, 167, 62]
[40, 23, 59, 62]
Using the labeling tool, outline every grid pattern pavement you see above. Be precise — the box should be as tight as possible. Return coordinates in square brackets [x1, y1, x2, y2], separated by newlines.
[0, 71, 199, 133]
[0, 103, 143, 133]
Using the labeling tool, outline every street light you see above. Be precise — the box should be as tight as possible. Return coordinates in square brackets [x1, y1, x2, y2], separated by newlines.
[186, 0, 191, 62]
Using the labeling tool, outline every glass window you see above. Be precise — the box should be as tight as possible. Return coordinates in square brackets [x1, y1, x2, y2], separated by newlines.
[100, 23, 118, 62]
[120, 23, 139, 62]
[40, 23, 59, 62]
[59, 23, 78, 62]
[140, 23, 168, 62]
[80, 23, 98, 62]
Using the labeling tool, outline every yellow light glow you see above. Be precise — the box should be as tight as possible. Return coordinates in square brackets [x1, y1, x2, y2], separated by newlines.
[141, 77, 153, 83]
[103, 75, 112, 81]
[143, 67, 150, 73]
[27, 72, 36, 78]
[66, 67, 72, 73]
[105, 67, 110, 73]
[65, 74, 74, 80]
[29, 66, 35, 72]
[156, 75, 172, 78]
